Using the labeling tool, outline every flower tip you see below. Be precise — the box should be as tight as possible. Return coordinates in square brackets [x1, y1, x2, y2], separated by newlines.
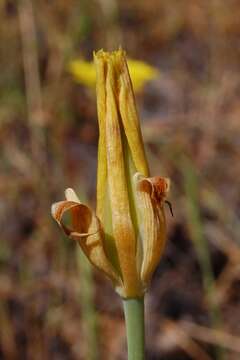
[94, 48, 126, 63]
[65, 188, 80, 202]
[134, 173, 170, 204]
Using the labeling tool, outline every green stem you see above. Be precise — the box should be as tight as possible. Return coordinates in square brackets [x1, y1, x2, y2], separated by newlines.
[182, 157, 225, 360]
[123, 297, 145, 360]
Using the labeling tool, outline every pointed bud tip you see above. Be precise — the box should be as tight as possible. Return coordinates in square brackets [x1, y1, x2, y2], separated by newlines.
[65, 188, 80, 202]
[94, 48, 126, 63]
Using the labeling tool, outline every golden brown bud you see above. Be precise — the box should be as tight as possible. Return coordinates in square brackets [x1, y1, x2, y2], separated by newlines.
[51, 49, 170, 298]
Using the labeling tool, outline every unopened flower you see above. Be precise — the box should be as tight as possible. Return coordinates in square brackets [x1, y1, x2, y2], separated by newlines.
[68, 57, 159, 91]
[52, 49, 170, 298]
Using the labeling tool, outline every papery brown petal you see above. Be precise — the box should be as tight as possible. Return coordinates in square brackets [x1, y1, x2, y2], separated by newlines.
[51, 200, 121, 284]
[117, 53, 149, 177]
[105, 59, 141, 297]
[93, 53, 108, 221]
[134, 173, 169, 288]
[138, 176, 170, 204]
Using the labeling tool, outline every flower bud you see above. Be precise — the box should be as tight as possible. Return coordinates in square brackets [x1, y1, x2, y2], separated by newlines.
[51, 49, 170, 298]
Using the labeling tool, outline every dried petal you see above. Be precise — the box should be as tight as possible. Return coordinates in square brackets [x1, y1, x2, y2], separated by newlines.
[105, 58, 140, 297]
[51, 193, 121, 285]
[117, 54, 149, 177]
[94, 51, 122, 278]
[134, 173, 170, 288]
[94, 53, 108, 220]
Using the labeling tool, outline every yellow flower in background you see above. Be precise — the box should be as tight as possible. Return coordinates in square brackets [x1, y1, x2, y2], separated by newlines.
[68, 57, 159, 91]
[52, 49, 170, 298]
[69, 60, 96, 87]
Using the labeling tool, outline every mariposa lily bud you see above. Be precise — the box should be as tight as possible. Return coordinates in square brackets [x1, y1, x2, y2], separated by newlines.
[51, 49, 170, 298]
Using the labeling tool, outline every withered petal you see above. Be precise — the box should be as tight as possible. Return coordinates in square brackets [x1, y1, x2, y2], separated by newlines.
[118, 54, 149, 177]
[51, 198, 121, 285]
[104, 58, 141, 297]
[134, 173, 169, 288]
[138, 175, 170, 204]
[93, 52, 108, 220]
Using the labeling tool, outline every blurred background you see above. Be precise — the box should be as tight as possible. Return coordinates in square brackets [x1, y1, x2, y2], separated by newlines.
[1, 0, 240, 359]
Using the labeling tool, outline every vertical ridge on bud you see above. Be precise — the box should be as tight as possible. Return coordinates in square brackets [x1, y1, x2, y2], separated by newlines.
[94, 52, 121, 275]
[94, 52, 107, 220]
[117, 55, 149, 177]
[105, 59, 140, 297]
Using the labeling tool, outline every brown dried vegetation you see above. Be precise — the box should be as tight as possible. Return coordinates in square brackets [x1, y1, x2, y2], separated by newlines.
[0, 1, 240, 359]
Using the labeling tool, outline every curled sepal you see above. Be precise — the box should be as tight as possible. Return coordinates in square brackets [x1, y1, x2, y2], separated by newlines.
[134, 173, 170, 289]
[51, 188, 121, 286]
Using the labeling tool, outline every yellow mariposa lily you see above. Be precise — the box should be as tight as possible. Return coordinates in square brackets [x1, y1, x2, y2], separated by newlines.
[52, 49, 170, 298]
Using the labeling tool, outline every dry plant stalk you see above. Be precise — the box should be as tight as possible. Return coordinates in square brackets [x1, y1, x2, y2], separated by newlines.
[18, 0, 46, 167]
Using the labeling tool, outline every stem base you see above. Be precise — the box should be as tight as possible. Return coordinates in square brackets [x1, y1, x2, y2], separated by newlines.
[123, 297, 145, 360]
